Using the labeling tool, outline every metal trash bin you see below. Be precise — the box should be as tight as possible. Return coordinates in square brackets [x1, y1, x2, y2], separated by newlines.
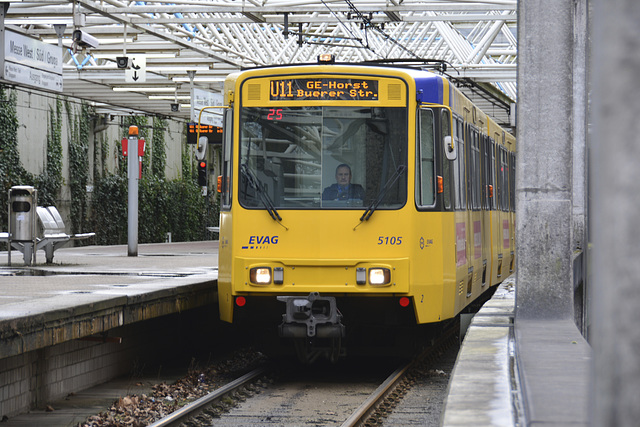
[8, 186, 38, 265]
[9, 186, 37, 241]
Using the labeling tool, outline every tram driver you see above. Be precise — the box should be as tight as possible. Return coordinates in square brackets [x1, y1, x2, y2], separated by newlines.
[322, 164, 365, 201]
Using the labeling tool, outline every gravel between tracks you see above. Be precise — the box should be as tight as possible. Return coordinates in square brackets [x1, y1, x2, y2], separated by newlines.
[380, 340, 460, 426]
[78, 348, 267, 427]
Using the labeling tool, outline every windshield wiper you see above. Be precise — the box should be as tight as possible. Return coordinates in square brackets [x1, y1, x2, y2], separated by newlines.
[359, 165, 407, 222]
[240, 164, 283, 222]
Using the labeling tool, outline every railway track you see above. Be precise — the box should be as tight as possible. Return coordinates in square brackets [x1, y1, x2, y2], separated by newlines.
[147, 367, 269, 427]
[150, 327, 458, 426]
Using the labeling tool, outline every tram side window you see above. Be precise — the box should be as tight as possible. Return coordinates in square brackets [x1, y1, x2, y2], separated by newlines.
[510, 152, 516, 212]
[221, 108, 233, 209]
[481, 135, 490, 210]
[490, 140, 497, 210]
[465, 124, 471, 209]
[441, 110, 452, 210]
[470, 128, 481, 210]
[416, 109, 435, 207]
[495, 146, 502, 211]
[465, 124, 480, 211]
[500, 147, 509, 211]
[504, 149, 511, 212]
[453, 117, 465, 210]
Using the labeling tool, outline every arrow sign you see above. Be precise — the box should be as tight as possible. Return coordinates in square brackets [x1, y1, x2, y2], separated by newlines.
[125, 55, 146, 83]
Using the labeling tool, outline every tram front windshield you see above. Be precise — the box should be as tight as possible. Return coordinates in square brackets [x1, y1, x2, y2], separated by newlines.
[239, 106, 408, 210]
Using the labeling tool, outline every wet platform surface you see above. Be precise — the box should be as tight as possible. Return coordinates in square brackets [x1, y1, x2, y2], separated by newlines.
[0, 242, 219, 359]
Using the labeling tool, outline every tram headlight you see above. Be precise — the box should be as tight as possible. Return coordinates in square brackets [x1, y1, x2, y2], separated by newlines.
[250, 267, 272, 284]
[369, 268, 391, 285]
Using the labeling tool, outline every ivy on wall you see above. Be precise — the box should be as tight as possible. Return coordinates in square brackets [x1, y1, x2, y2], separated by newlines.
[151, 116, 166, 179]
[91, 168, 209, 245]
[1, 86, 218, 246]
[66, 100, 92, 235]
[90, 116, 215, 246]
[0, 88, 34, 229]
[93, 128, 108, 182]
[38, 98, 63, 207]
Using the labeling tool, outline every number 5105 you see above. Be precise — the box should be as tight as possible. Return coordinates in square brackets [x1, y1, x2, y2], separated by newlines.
[378, 236, 402, 245]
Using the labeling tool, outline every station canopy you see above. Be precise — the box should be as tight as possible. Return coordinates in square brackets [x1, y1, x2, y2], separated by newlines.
[4, 0, 517, 130]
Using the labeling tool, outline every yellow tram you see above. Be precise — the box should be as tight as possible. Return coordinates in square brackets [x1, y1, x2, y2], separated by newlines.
[216, 56, 515, 361]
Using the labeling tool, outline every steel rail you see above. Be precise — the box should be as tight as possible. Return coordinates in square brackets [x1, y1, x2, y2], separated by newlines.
[340, 361, 411, 427]
[148, 366, 266, 427]
[342, 321, 459, 426]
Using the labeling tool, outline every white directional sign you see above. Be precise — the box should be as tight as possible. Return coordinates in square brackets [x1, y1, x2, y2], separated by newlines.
[191, 87, 223, 127]
[3, 30, 63, 92]
[125, 55, 146, 83]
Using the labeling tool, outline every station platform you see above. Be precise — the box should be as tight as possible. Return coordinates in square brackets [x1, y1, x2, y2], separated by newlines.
[0, 241, 219, 420]
[0, 242, 591, 425]
[441, 277, 591, 426]
[0, 241, 219, 359]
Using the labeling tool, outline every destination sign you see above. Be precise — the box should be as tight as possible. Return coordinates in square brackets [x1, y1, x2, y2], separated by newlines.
[270, 78, 378, 101]
[187, 122, 222, 144]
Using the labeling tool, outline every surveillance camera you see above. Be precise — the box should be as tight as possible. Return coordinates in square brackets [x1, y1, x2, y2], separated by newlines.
[72, 30, 99, 49]
[116, 56, 131, 69]
[170, 103, 180, 112]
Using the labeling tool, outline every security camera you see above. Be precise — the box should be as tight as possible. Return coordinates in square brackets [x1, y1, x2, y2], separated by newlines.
[72, 30, 99, 49]
[170, 103, 180, 112]
[116, 56, 131, 69]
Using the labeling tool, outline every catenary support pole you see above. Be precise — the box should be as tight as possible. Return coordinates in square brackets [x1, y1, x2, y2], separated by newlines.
[127, 126, 139, 257]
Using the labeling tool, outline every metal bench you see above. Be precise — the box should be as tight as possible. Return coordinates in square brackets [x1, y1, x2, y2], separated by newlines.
[35, 206, 95, 263]
[1, 206, 94, 265]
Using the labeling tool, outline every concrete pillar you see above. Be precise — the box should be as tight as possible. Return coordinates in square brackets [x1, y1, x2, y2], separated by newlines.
[516, 0, 574, 320]
[591, 0, 640, 425]
[572, 0, 590, 335]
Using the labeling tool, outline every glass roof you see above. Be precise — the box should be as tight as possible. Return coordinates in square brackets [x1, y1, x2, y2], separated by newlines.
[3, 0, 517, 129]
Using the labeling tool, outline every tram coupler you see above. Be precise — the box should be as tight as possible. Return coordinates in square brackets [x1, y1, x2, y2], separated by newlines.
[277, 292, 345, 339]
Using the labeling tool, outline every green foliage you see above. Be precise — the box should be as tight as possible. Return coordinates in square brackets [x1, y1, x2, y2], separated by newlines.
[1, 91, 218, 245]
[92, 174, 211, 245]
[91, 174, 128, 245]
[94, 130, 108, 181]
[151, 116, 166, 179]
[38, 98, 64, 206]
[90, 115, 217, 245]
[0, 88, 34, 228]
[164, 179, 208, 242]
[182, 129, 195, 182]
[67, 100, 92, 235]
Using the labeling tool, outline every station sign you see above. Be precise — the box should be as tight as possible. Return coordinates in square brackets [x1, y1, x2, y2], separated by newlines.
[2, 30, 63, 92]
[191, 87, 223, 127]
[187, 122, 222, 145]
[124, 54, 146, 83]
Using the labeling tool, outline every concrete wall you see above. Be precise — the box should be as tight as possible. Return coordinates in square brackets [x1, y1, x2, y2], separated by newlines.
[591, 0, 640, 424]
[10, 86, 190, 218]
[0, 307, 216, 419]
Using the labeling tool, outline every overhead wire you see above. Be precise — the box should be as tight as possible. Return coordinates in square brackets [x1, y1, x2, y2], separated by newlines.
[342, 0, 421, 60]
[318, 0, 380, 56]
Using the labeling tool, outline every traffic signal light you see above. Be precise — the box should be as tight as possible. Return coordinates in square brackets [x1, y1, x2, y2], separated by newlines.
[197, 160, 207, 186]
